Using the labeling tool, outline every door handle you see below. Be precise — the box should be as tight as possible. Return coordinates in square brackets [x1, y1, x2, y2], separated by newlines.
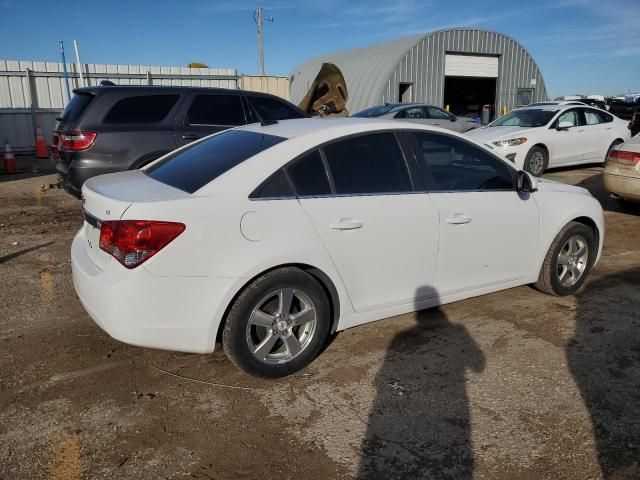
[181, 134, 199, 140]
[446, 214, 472, 225]
[330, 218, 364, 230]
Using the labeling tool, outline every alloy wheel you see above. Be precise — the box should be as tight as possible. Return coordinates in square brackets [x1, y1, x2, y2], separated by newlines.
[245, 288, 317, 364]
[557, 234, 589, 287]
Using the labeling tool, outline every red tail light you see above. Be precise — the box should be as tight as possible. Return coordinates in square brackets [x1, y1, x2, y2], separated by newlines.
[99, 220, 185, 269]
[60, 131, 97, 151]
[608, 149, 640, 166]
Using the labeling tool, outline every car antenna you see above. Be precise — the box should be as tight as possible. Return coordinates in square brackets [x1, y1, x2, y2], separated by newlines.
[250, 103, 278, 127]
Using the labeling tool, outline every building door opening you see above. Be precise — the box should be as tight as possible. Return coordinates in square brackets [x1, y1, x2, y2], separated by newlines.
[443, 76, 497, 120]
[399, 83, 413, 103]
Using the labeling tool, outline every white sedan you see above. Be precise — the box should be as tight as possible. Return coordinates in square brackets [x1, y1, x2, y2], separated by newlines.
[466, 104, 630, 176]
[72, 118, 604, 378]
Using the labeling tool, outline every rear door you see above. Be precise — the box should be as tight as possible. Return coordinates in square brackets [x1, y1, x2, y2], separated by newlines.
[407, 131, 540, 295]
[174, 93, 247, 147]
[295, 132, 441, 312]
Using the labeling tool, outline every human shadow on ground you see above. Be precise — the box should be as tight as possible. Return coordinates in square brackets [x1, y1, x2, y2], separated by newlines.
[567, 268, 640, 479]
[357, 286, 485, 479]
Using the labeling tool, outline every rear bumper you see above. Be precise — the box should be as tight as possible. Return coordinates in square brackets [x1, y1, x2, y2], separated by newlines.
[56, 158, 128, 198]
[603, 172, 640, 201]
[71, 228, 240, 354]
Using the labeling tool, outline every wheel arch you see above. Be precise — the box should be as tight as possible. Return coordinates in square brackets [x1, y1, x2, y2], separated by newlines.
[571, 215, 600, 254]
[214, 263, 341, 344]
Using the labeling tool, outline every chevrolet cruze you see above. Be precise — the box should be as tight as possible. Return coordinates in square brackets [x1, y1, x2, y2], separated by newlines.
[72, 118, 604, 378]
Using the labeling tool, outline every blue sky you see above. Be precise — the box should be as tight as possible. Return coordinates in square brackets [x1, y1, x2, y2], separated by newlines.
[1, 0, 638, 97]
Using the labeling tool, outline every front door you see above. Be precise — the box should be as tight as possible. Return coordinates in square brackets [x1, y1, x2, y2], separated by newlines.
[291, 133, 440, 312]
[407, 131, 540, 295]
[549, 108, 585, 166]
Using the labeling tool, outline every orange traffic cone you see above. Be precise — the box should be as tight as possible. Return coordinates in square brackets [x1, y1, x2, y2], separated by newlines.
[4, 141, 18, 174]
[35, 126, 49, 158]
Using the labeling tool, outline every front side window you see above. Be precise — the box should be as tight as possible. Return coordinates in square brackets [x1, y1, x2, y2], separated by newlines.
[409, 132, 513, 191]
[146, 130, 285, 193]
[248, 96, 304, 121]
[555, 109, 581, 128]
[322, 133, 412, 195]
[103, 95, 179, 124]
[187, 95, 245, 126]
[427, 107, 451, 120]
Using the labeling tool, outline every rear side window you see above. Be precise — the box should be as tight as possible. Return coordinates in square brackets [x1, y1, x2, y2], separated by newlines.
[287, 151, 331, 196]
[147, 130, 285, 193]
[597, 110, 613, 123]
[248, 96, 304, 121]
[59, 93, 94, 123]
[103, 95, 179, 124]
[187, 95, 245, 126]
[584, 109, 601, 125]
[322, 133, 412, 195]
[251, 169, 294, 198]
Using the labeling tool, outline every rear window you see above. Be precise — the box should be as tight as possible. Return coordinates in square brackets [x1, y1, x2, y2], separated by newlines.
[58, 93, 94, 123]
[146, 130, 286, 193]
[103, 94, 179, 124]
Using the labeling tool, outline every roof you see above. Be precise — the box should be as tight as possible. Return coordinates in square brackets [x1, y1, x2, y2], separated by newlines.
[290, 28, 547, 113]
[240, 116, 441, 139]
[290, 34, 423, 112]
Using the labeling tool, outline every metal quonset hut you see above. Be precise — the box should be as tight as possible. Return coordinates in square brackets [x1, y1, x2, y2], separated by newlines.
[289, 28, 548, 119]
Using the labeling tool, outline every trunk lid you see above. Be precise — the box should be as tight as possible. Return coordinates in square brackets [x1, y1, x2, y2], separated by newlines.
[81, 170, 190, 269]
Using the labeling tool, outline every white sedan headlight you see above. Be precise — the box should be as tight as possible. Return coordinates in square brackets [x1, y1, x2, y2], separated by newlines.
[492, 137, 527, 147]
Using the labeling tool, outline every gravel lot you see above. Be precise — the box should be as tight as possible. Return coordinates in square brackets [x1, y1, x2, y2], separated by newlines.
[1, 164, 639, 479]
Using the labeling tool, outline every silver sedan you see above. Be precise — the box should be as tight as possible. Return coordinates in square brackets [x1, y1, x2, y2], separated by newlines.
[353, 103, 479, 133]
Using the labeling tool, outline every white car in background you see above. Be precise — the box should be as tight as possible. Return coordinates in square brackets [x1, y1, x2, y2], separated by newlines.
[466, 104, 630, 176]
[72, 118, 604, 378]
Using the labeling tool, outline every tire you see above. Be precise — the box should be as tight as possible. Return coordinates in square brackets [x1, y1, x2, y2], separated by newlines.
[604, 139, 623, 165]
[222, 267, 330, 378]
[524, 146, 548, 177]
[534, 222, 596, 296]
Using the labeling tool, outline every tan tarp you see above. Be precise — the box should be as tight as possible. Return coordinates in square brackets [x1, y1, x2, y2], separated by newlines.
[298, 63, 349, 117]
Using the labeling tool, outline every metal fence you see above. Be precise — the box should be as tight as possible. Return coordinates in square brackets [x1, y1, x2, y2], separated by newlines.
[0, 60, 239, 151]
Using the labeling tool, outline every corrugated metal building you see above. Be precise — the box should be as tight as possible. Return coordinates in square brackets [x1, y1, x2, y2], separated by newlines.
[290, 28, 548, 118]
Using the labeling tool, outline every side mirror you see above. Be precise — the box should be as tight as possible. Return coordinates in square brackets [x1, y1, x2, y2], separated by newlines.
[449, 115, 456, 122]
[556, 120, 573, 131]
[517, 170, 538, 192]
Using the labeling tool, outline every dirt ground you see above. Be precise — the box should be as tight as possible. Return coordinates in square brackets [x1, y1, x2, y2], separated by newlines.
[1, 163, 639, 480]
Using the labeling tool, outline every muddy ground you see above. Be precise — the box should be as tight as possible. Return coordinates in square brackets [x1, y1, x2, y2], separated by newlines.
[1, 164, 639, 480]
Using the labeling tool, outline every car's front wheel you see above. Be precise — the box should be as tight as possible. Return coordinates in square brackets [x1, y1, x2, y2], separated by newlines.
[222, 267, 330, 378]
[534, 221, 596, 296]
[524, 146, 548, 177]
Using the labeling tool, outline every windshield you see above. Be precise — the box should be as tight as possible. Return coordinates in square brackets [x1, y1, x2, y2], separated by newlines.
[353, 104, 400, 118]
[490, 109, 558, 128]
[146, 130, 286, 193]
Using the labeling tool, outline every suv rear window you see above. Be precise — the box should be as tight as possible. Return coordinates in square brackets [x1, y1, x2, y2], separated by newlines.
[146, 130, 286, 193]
[58, 92, 94, 123]
[103, 94, 179, 124]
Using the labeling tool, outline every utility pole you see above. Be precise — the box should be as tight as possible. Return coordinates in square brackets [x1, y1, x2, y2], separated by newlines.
[59, 40, 72, 102]
[254, 7, 274, 76]
[73, 40, 84, 88]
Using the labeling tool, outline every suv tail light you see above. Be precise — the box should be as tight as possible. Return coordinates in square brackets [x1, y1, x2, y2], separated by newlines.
[60, 131, 97, 151]
[608, 149, 640, 166]
[99, 220, 185, 269]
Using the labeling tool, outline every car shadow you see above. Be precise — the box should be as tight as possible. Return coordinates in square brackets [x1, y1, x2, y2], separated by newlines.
[567, 268, 640, 479]
[357, 286, 485, 479]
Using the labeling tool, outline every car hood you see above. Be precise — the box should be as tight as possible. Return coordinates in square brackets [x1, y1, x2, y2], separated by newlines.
[465, 125, 538, 143]
[535, 177, 591, 196]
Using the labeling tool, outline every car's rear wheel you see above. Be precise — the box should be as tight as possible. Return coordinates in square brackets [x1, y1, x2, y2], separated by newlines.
[222, 267, 330, 378]
[534, 221, 596, 296]
[524, 146, 548, 177]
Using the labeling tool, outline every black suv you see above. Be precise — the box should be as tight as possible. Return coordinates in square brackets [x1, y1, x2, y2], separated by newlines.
[53, 86, 308, 197]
